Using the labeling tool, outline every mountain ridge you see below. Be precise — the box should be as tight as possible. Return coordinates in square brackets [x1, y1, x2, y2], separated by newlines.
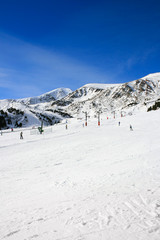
[0, 73, 160, 129]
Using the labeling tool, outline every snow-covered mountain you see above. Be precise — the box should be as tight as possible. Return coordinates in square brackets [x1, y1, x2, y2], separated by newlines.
[49, 72, 160, 118]
[18, 88, 72, 105]
[1, 73, 160, 129]
[0, 88, 72, 129]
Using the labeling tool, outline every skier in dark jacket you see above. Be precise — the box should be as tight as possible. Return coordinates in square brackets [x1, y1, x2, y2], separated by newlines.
[130, 125, 133, 131]
[20, 132, 23, 139]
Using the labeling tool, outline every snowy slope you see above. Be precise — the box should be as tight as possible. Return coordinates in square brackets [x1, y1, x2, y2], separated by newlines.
[0, 110, 160, 239]
[142, 72, 160, 82]
[0, 88, 72, 129]
[50, 73, 160, 118]
[83, 83, 121, 89]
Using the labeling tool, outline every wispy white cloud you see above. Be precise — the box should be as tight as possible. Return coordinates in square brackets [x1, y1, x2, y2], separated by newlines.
[0, 33, 116, 99]
[0, 67, 43, 98]
[0, 32, 156, 99]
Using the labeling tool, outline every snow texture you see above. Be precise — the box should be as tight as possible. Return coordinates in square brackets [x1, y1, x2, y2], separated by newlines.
[83, 83, 121, 89]
[0, 110, 160, 240]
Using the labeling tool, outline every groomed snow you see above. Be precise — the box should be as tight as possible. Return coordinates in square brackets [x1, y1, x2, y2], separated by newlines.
[0, 110, 160, 240]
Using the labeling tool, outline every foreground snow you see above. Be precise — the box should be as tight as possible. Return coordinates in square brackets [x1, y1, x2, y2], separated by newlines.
[0, 110, 160, 240]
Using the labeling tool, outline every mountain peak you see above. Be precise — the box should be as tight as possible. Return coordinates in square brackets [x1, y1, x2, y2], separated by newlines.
[141, 72, 160, 82]
[19, 87, 72, 105]
[39, 88, 72, 101]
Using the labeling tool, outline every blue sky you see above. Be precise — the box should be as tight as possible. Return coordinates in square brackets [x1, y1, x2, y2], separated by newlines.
[0, 0, 160, 99]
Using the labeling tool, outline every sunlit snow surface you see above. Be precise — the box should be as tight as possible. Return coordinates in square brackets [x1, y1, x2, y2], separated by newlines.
[142, 72, 160, 82]
[0, 110, 160, 240]
[83, 83, 121, 89]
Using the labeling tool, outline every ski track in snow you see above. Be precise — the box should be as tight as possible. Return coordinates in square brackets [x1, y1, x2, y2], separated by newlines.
[0, 111, 160, 239]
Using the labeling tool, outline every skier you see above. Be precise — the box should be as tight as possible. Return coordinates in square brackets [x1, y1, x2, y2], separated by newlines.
[20, 132, 23, 139]
[65, 119, 68, 130]
[130, 125, 133, 131]
[118, 121, 120, 126]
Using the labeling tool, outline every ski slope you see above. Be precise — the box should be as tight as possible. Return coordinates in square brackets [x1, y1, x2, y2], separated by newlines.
[0, 110, 160, 240]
